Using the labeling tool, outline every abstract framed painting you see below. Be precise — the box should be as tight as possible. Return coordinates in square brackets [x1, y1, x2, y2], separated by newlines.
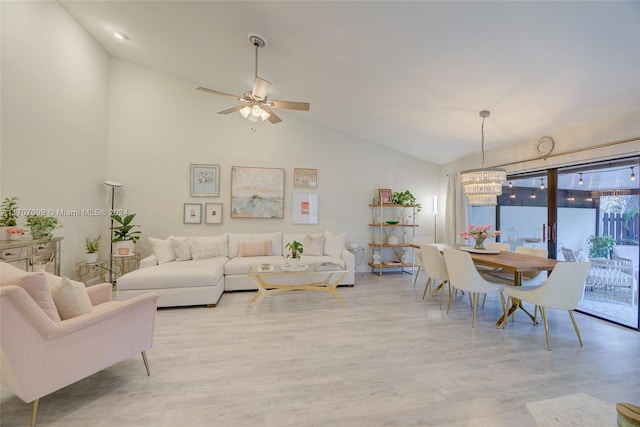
[205, 203, 222, 224]
[190, 164, 219, 197]
[291, 192, 318, 224]
[231, 166, 285, 218]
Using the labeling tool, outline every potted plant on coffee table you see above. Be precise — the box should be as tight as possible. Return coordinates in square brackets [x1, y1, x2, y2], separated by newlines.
[285, 240, 304, 268]
[84, 235, 101, 263]
[111, 213, 141, 255]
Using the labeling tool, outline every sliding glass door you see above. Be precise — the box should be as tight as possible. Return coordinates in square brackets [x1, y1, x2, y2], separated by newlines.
[470, 156, 639, 329]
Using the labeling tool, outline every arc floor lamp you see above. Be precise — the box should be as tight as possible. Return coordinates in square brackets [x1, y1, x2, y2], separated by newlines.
[104, 180, 122, 284]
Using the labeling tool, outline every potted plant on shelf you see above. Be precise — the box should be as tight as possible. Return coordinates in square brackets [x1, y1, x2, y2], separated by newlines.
[392, 190, 422, 224]
[1, 196, 20, 240]
[111, 213, 141, 255]
[84, 234, 101, 263]
[587, 234, 616, 259]
[285, 240, 304, 268]
[25, 215, 61, 240]
[6, 227, 24, 241]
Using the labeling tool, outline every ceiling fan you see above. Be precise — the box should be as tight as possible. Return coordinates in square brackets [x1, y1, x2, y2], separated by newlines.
[197, 33, 310, 124]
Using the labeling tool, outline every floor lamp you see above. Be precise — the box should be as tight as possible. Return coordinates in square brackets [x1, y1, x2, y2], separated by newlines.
[433, 195, 438, 243]
[104, 180, 122, 284]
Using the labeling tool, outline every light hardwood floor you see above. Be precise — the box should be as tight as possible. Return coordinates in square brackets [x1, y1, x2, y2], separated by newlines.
[2, 272, 639, 426]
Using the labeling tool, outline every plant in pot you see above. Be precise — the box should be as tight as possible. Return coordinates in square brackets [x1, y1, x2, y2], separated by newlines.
[392, 190, 422, 224]
[587, 234, 616, 259]
[25, 215, 61, 240]
[285, 240, 304, 268]
[1, 196, 20, 240]
[111, 213, 141, 255]
[84, 235, 101, 263]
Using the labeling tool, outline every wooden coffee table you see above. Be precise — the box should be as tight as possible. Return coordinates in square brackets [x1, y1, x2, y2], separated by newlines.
[248, 262, 348, 314]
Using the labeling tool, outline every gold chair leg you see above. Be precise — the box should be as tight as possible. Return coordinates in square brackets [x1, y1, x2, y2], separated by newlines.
[541, 307, 551, 351]
[30, 399, 39, 427]
[413, 266, 421, 287]
[472, 292, 478, 328]
[481, 292, 487, 308]
[468, 292, 473, 309]
[422, 277, 431, 300]
[141, 351, 151, 376]
[568, 310, 583, 347]
[439, 280, 448, 310]
[447, 287, 454, 314]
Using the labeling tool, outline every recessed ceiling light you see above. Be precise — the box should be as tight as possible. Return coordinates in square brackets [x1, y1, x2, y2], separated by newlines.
[110, 29, 129, 41]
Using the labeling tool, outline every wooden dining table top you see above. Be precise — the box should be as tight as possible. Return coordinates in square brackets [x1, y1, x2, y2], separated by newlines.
[412, 243, 560, 273]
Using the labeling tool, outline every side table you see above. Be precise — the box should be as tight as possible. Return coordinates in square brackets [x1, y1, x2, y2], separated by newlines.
[110, 252, 141, 282]
[75, 260, 108, 286]
[347, 246, 365, 274]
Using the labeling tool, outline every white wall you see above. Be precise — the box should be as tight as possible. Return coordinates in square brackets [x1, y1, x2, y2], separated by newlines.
[107, 59, 440, 266]
[1, 1, 110, 276]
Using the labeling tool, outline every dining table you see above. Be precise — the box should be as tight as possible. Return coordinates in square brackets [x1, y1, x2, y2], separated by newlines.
[412, 243, 560, 328]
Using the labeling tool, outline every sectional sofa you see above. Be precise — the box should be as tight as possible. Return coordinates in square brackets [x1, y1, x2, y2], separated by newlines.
[115, 231, 354, 308]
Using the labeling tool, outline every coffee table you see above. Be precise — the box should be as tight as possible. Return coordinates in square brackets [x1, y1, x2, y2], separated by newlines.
[248, 262, 348, 314]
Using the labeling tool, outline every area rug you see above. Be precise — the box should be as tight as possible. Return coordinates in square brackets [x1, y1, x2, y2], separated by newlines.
[526, 392, 616, 427]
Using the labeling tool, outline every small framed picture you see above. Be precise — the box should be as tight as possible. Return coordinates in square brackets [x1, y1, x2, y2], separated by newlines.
[205, 203, 222, 224]
[190, 164, 219, 197]
[293, 168, 318, 188]
[292, 193, 318, 224]
[379, 189, 392, 204]
[183, 203, 202, 224]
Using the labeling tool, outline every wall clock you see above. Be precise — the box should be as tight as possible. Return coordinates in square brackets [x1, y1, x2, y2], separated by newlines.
[535, 136, 555, 157]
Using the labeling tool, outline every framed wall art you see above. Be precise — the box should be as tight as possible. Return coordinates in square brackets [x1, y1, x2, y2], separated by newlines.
[205, 203, 222, 224]
[379, 188, 392, 204]
[291, 193, 318, 224]
[293, 168, 318, 188]
[190, 164, 219, 197]
[231, 166, 285, 218]
[183, 203, 202, 224]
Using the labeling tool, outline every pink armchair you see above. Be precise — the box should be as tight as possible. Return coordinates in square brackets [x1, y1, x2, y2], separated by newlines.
[1, 274, 159, 427]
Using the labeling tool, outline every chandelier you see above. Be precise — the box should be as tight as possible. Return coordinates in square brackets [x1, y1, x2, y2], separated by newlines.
[460, 110, 506, 206]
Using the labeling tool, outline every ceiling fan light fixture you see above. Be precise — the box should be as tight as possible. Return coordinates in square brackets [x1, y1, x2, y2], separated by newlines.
[239, 106, 251, 118]
[260, 110, 271, 121]
[460, 110, 506, 206]
[251, 105, 263, 117]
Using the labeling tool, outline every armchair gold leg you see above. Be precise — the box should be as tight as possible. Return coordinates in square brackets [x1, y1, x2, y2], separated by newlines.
[541, 307, 551, 351]
[30, 399, 39, 427]
[568, 310, 583, 347]
[422, 278, 432, 299]
[141, 351, 151, 376]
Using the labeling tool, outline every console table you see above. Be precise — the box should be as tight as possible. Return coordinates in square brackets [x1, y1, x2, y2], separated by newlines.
[0, 236, 63, 275]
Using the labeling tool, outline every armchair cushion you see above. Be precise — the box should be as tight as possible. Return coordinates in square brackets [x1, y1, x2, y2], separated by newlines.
[0, 262, 61, 322]
[51, 276, 93, 320]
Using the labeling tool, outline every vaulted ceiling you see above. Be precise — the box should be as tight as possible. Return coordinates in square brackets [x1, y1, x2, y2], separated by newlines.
[61, 1, 640, 165]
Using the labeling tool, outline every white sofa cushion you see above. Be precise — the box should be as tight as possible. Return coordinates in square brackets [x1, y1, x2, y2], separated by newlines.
[170, 237, 192, 261]
[229, 232, 282, 258]
[118, 257, 228, 291]
[224, 256, 286, 276]
[172, 233, 228, 257]
[189, 239, 219, 260]
[324, 231, 347, 258]
[238, 240, 272, 257]
[149, 237, 176, 264]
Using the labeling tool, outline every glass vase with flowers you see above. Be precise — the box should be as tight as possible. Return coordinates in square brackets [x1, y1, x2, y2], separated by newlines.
[459, 224, 501, 250]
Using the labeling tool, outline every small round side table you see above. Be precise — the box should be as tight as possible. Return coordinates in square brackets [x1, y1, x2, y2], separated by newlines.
[347, 246, 365, 274]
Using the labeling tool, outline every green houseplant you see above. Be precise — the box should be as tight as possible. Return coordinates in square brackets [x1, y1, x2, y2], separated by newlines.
[0, 196, 19, 227]
[111, 213, 140, 255]
[392, 190, 422, 213]
[587, 234, 616, 259]
[84, 235, 101, 263]
[285, 240, 304, 268]
[25, 215, 60, 240]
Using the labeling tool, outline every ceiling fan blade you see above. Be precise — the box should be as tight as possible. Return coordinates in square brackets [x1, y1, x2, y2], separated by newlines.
[262, 106, 282, 124]
[268, 100, 310, 111]
[218, 105, 245, 115]
[251, 77, 271, 100]
[197, 86, 242, 101]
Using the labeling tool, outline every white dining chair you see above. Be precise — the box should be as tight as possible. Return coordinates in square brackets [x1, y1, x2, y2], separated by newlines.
[420, 244, 449, 309]
[503, 261, 591, 351]
[412, 236, 434, 287]
[485, 242, 511, 252]
[443, 249, 506, 328]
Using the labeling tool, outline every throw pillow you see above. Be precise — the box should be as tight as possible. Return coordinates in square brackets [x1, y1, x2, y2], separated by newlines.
[170, 237, 192, 261]
[0, 262, 61, 322]
[189, 240, 218, 261]
[238, 240, 272, 257]
[50, 276, 93, 320]
[324, 231, 346, 258]
[304, 235, 325, 256]
[148, 237, 176, 264]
